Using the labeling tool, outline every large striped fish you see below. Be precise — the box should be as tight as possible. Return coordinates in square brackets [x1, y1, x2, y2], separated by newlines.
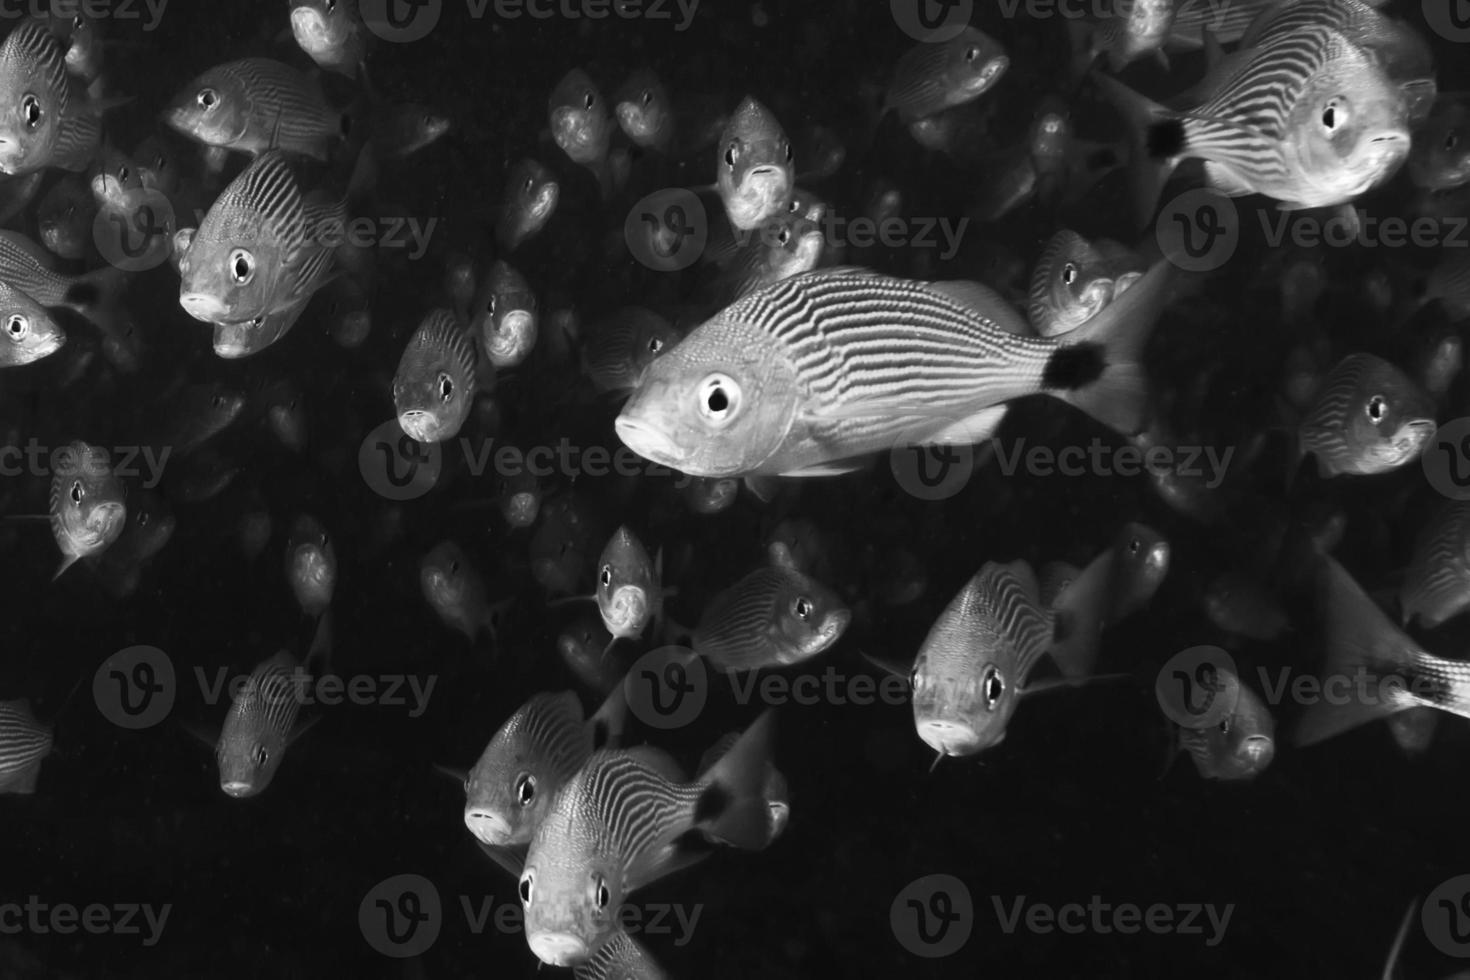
[616, 259, 1171, 479]
[1297, 353, 1435, 478]
[49, 440, 126, 581]
[520, 711, 776, 967]
[1295, 558, 1470, 747]
[163, 58, 349, 161]
[572, 931, 667, 980]
[215, 650, 313, 798]
[1401, 501, 1470, 630]
[0, 20, 106, 175]
[176, 151, 344, 327]
[0, 699, 53, 794]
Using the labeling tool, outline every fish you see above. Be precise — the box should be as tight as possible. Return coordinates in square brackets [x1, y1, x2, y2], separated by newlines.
[419, 540, 501, 643]
[463, 689, 624, 850]
[549, 69, 612, 191]
[176, 151, 345, 326]
[472, 260, 538, 369]
[885, 26, 1008, 123]
[520, 711, 776, 966]
[593, 527, 661, 644]
[132, 133, 181, 195]
[530, 495, 597, 597]
[1027, 230, 1143, 338]
[289, 0, 371, 81]
[49, 439, 126, 579]
[256, 379, 307, 453]
[556, 614, 621, 695]
[1174, 667, 1276, 780]
[0, 279, 64, 367]
[713, 196, 826, 304]
[616, 261, 1172, 479]
[715, 96, 794, 232]
[1294, 557, 1470, 746]
[0, 21, 108, 175]
[209, 293, 313, 359]
[0, 700, 52, 794]
[1409, 93, 1470, 191]
[683, 475, 739, 514]
[494, 463, 542, 529]
[36, 173, 93, 259]
[393, 309, 478, 444]
[92, 487, 175, 598]
[1296, 354, 1436, 478]
[215, 650, 314, 798]
[1203, 570, 1290, 641]
[1401, 500, 1470, 629]
[163, 58, 348, 161]
[696, 729, 789, 847]
[1070, 0, 1177, 73]
[0, 230, 124, 336]
[496, 158, 559, 253]
[692, 543, 849, 673]
[614, 68, 672, 152]
[285, 514, 335, 618]
[368, 102, 450, 160]
[147, 382, 247, 457]
[571, 932, 667, 980]
[580, 308, 680, 395]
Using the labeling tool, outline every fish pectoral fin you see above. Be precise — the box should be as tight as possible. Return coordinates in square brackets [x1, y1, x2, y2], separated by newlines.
[1201, 161, 1256, 199]
[858, 650, 910, 683]
[777, 459, 872, 478]
[916, 406, 1008, 447]
[286, 712, 323, 747]
[476, 842, 527, 879]
[432, 763, 467, 785]
[179, 718, 220, 749]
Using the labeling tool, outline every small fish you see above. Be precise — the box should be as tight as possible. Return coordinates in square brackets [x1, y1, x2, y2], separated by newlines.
[580, 307, 679, 395]
[149, 381, 246, 457]
[420, 540, 500, 643]
[715, 96, 794, 231]
[1417, 329, 1462, 401]
[472, 260, 537, 369]
[321, 274, 373, 349]
[1402, 500, 1470, 629]
[0, 700, 53, 794]
[1071, 0, 1177, 73]
[556, 614, 620, 695]
[614, 69, 672, 152]
[393, 309, 477, 443]
[92, 487, 175, 597]
[550, 68, 611, 168]
[49, 439, 126, 579]
[683, 475, 739, 515]
[1027, 230, 1126, 338]
[572, 932, 667, 980]
[164, 58, 348, 161]
[215, 650, 313, 798]
[496, 158, 559, 253]
[1174, 668, 1276, 780]
[36, 173, 93, 259]
[884, 26, 1008, 123]
[1295, 557, 1470, 746]
[521, 712, 776, 966]
[1386, 705, 1439, 757]
[1409, 94, 1470, 191]
[1203, 570, 1290, 641]
[1297, 354, 1436, 478]
[714, 198, 826, 303]
[285, 514, 335, 618]
[696, 729, 788, 847]
[594, 526, 661, 644]
[259, 379, 307, 453]
[289, 0, 371, 81]
[530, 494, 597, 596]
[369, 102, 450, 160]
[494, 463, 542, 529]
[132, 133, 181, 195]
[0, 280, 64, 367]
[463, 689, 623, 849]
[693, 543, 849, 673]
[0, 21, 107, 175]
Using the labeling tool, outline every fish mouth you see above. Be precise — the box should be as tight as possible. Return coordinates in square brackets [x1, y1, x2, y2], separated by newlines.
[504, 492, 539, 528]
[181, 292, 228, 324]
[220, 780, 256, 798]
[528, 931, 590, 967]
[615, 103, 649, 136]
[614, 414, 687, 470]
[487, 312, 533, 362]
[1238, 735, 1274, 771]
[289, 8, 331, 48]
[601, 585, 649, 636]
[463, 808, 514, 846]
[915, 718, 986, 758]
[397, 410, 445, 444]
[1378, 419, 1437, 465]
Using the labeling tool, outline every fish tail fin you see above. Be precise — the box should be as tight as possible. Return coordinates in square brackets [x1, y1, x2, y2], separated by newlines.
[1091, 72, 1183, 231]
[1293, 558, 1417, 747]
[1047, 547, 1113, 679]
[693, 709, 777, 851]
[69, 264, 129, 334]
[1047, 259, 1173, 436]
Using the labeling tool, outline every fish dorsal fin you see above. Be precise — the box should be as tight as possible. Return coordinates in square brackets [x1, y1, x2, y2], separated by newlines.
[924, 280, 1032, 336]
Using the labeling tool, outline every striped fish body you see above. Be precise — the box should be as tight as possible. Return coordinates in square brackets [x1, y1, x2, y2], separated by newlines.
[694, 562, 850, 673]
[49, 440, 126, 579]
[911, 560, 1052, 758]
[394, 309, 478, 444]
[1168, 0, 1276, 49]
[1177, 670, 1276, 780]
[0, 230, 118, 329]
[464, 691, 596, 849]
[164, 58, 345, 161]
[1297, 353, 1436, 477]
[1089, 0, 1177, 71]
[179, 151, 343, 326]
[0, 21, 101, 175]
[885, 26, 1008, 124]
[0, 700, 52, 795]
[573, 932, 667, 980]
[1402, 501, 1470, 629]
[581, 308, 679, 394]
[216, 651, 307, 797]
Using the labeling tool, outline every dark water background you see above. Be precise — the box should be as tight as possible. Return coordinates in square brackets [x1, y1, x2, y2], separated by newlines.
[0, 0, 1469, 977]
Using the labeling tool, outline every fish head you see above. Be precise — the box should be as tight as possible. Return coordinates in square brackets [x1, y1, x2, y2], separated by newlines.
[164, 67, 250, 149]
[772, 570, 850, 665]
[216, 714, 282, 798]
[945, 30, 1009, 104]
[549, 70, 610, 166]
[0, 292, 64, 365]
[178, 215, 293, 325]
[522, 806, 622, 966]
[1290, 66, 1412, 203]
[616, 317, 801, 477]
[420, 551, 469, 615]
[394, 362, 471, 444]
[290, 0, 352, 57]
[482, 308, 536, 368]
[1111, 522, 1170, 611]
[0, 76, 63, 176]
[1349, 379, 1437, 472]
[615, 96, 667, 148]
[911, 648, 1016, 758]
[716, 97, 794, 230]
[463, 720, 554, 849]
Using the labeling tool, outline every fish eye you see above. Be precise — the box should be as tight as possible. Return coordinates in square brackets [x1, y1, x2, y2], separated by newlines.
[1219, 716, 1233, 736]
[599, 564, 613, 587]
[325, 0, 337, 10]
[70, 480, 83, 505]
[724, 142, 738, 169]
[640, 90, 653, 107]
[1366, 394, 1389, 424]
[21, 93, 41, 129]
[982, 666, 1004, 709]
[228, 248, 255, 285]
[1320, 100, 1345, 132]
[1126, 537, 1142, 557]
[783, 141, 793, 162]
[5, 314, 27, 341]
[1446, 132, 1460, 152]
[197, 87, 218, 111]
[519, 872, 533, 905]
[697, 373, 740, 425]
[138, 511, 151, 527]
[592, 873, 610, 910]
[515, 772, 536, 806]
[792, 595, 813, 620]
[909, 664, 921, 692]
[965, 45, 981, 63]
[436, 371, 454, 403]
[1061, 262, 1078, 286]
[777, 226, 792, 246]
[647, 336, 664, 354]
[252, 744, 269, 767]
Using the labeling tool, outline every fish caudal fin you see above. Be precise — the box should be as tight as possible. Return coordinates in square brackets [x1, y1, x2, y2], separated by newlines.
[1047, 259, 1173, 436]
[1091, 72, 1183, 231]
[693, 709, 777, 852]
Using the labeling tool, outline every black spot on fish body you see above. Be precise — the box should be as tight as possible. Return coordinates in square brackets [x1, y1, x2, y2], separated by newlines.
[694, 782, 731, 825]
[1086, 148, 1119, 170]
[1042, 344, 1105, 390]
[1147, 119, 1186, 159]
[65, 283, 99, 306]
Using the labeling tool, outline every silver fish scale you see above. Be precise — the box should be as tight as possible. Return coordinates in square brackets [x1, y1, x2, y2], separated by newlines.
[0, 231, 82, 305]
[1407, 654, 1470, 717]
[513, 692, 591, 786]
[969, 563, 1051, 683]
[577, 752, 702, 878]
[1405, 501, 1470, 624]
[1298, 353, 1374, 464]
[225, 58, 341, 149]
[0, 701, 51, 777]
[694, 566, 794, 665]
[224, 660, 304, 755]
[204, 152, 311, 252]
